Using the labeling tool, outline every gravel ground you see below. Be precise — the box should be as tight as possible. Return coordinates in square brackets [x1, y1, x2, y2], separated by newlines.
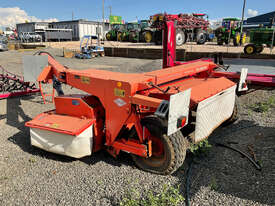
[0, 49, 275, 206]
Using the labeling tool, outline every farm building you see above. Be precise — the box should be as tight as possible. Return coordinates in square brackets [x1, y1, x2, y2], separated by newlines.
[244, 11, 275, 29]
[51, 19, 110, 40]
[16, 19, 110, 41]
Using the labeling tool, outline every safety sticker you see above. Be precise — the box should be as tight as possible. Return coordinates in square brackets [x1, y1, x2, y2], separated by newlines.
[81, 76, 90, 84]
[114, 98, 126, 107]
[51, 123, 59, 128]
[114, 88, 125, 97]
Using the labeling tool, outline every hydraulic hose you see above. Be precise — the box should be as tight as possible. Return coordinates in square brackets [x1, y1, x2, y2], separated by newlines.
[215, 142, 262, 171]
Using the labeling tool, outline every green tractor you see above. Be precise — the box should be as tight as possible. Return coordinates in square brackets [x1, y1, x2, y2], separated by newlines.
[244, 27, 275, 54]
[106, 24, 125, 41]
[127, 20, 154, 43]
[215, 18, 246, 46]
[122, 22, 139, 42]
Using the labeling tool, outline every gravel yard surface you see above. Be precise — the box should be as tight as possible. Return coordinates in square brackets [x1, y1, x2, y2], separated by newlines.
[0, 49, 274, 206]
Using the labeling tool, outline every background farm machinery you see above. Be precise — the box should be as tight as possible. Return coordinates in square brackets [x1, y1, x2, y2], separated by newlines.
[105, 24, 126, 41]
[106, 20, 154, 43]
[150, 13, 211, 45]
[0, 65, 39, 99]
[215, 18, 246, 46]
[244, 18, 275, 54]
[75, 35, 105, 59]
[126, 20, 154, 43]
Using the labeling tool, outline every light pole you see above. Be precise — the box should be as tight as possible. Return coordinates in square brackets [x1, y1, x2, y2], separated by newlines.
[102, 0, 105, 40]
[108, 6, 112, 17]
[240, 0, 246, 34]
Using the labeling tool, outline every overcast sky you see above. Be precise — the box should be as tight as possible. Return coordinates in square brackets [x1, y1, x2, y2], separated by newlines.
[0, 0, 274, 28]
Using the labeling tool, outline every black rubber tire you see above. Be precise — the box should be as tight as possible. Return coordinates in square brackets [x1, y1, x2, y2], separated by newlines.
[131, 116, 187, 175]
[217, 39, 223, 45]
[176, 29, 186, 46]
[129, 32, 136, 42]
[197, 32, 207, 45]
[223, 95, 239, 126]
[256, 45, 264, 53]
[154, 30, 162, 45]
[244, 44, 256, 55]
[143, 31, 153, 43]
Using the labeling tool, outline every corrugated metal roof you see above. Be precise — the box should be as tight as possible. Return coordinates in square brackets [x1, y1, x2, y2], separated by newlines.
[247, 11, 275, 24]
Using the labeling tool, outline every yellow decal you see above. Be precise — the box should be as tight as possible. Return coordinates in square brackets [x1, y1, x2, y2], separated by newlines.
[81, 76, 90, 84]
[114, 88, 125, 97]
[117, 82, 122, 87]
[51, 123, 59, 128]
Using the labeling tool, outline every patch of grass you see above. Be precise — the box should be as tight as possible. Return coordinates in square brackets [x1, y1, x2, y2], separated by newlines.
[29, 157, 36, 163]
[0, 176, 8, 181]
[96, 180, 103, 185]
[209, 177, 218, 191]
[190, 139, 212, 157]
[249, 96, 275, 113]
[120, 184, 184, 206]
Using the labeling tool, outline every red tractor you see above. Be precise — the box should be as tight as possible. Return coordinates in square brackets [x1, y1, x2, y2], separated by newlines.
[150, 13, 210, 46]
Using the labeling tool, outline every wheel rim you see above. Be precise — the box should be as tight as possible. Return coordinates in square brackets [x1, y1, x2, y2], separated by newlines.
[145, 32, 152, 43]
[106, 33, 111, 40]
[242, 34, 246, 44]
[140, 135, 167, 167]
[122, 32, 127, 41]
[246, 46, 254, 54]
[117, 33, 122, 41]
[236, 34, 240, 44]
[176, 32, 184, 45]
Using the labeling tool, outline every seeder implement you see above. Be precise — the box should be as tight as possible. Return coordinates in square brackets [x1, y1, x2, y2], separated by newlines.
[0, 65, 39, 99]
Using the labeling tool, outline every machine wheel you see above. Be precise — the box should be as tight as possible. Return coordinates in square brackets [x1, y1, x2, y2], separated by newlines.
[154, 30, 162, 45]
[241, 33, 247, 45]
[244, 44, 256, 55]
[217, 39, 223, 45]
[132, 116, 187, 175]
[129, 32, 137, 42]
[117, 32, 123, 41]
[197, 32, 207, 45]
[256, 45, 264, 53]
[143, 31, 153, 43]
[106, 33, 111, 41]
[176, 29, 186, 46]
[233, 32, 241, 46]
[223, 96, 239, 126]
[121, 32, 128, 42]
